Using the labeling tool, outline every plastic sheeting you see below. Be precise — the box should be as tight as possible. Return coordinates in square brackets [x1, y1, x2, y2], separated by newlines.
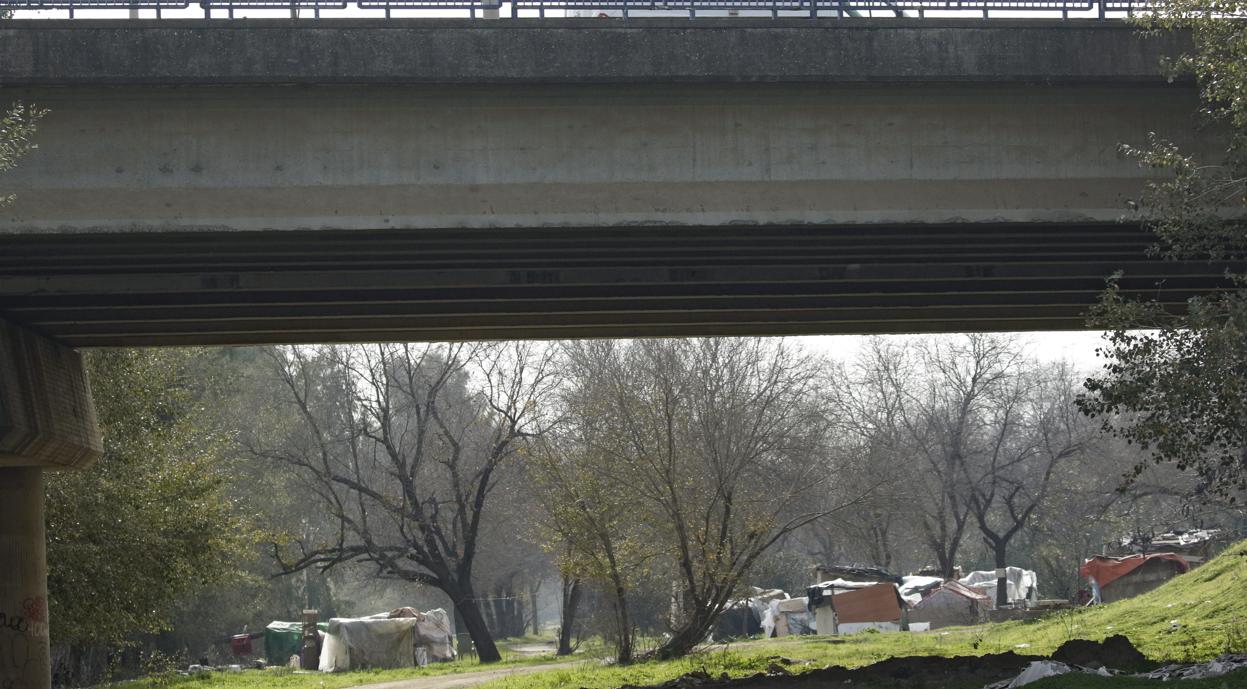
[959, 567, 1038, 606]
[762, 597, 814, 637]
[897, 576, 943, 607]
[319, 609, 455, 672]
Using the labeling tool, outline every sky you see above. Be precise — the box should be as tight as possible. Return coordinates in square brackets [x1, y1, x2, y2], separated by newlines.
[796, 330, 1110, 373]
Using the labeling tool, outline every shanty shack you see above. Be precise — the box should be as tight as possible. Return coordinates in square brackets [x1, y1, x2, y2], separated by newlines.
[318, 608, 455, 671]
[1080, 553, 1190, 604]
[763, 597, 814, 637]
[958, 567, 1039, 608]
[907, 580, 992, 629]
[808, 581, 907, 635]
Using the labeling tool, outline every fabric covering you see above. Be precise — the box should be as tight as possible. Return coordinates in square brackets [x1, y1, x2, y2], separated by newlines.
[959, 567, 1038, 605]
[319, 608, 455, 672]
[1078, 553, 1190, 588]
[897, 576, 944, 607]
[762, 597, 814, 637]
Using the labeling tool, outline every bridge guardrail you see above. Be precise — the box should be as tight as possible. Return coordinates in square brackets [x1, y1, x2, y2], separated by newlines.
[0, 0, 1152, 17]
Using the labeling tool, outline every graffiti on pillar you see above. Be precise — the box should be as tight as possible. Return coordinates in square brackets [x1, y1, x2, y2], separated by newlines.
[0, 596, 49, 689]
[0, 629, 31, 689]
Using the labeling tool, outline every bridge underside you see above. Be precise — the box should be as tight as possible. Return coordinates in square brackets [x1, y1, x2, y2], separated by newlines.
[0, 223, 1229, 346]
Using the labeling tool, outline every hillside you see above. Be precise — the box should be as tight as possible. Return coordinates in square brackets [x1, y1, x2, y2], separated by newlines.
[983, 539, 1247, 660]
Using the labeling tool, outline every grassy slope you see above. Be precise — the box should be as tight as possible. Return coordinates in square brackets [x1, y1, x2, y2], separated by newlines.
[477, 540, 1247, 689]
[118, 541, 1247, 689]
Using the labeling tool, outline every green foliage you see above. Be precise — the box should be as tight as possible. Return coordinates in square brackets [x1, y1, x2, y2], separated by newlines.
[46, 349, 251, 647]
[1079, 2, 1247, 496]
[0, 100, 45, 206]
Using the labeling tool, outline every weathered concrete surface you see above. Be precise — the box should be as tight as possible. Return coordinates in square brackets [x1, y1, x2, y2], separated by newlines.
[0, 19, 1230, 344]
[0, 82, 1221, 232]
[0, 19, 1192, 85]
[0, 321, 101, 469]
[0, 467, 50, 689]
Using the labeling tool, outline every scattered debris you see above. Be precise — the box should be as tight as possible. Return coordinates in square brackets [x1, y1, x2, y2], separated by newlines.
[984, 660, 1072, 689]
[1138, 654, 1247, 681]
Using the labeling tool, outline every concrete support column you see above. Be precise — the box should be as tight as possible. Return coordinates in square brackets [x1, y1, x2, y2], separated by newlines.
[0, 466, 50, 689]
[0, 320, 101, 689]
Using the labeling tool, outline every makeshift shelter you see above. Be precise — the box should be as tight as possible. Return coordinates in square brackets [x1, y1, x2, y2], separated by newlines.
[1080, 553, 1190, 604]
[762, 597, 815, 637]
[959, 567, 1038, 607]
[907, 580, 992, 629]
[1116, 530, 1224, 567]
[318, 608, 455, 672]
[264, 621, 328, 665]
[713, 588, 787, 640]
[808, 581, 906, 635]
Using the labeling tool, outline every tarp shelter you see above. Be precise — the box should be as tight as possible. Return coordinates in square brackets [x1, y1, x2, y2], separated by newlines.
[908, 580, 992, 629]
[762, 597, 815, 637]
[713, 588, 787, 640]
[1080, 553, 1190, 604]
[319, 608, 455, 672]
[264, 621, 328, 664]
[959, 567, 1039, 607]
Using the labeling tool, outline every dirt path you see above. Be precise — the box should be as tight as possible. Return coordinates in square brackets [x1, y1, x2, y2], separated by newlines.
[352, 660, 576, 689]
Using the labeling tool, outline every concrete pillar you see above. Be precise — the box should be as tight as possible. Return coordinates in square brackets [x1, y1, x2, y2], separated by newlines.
[0, 467, 50, 689]
[0, 320, 101, 689]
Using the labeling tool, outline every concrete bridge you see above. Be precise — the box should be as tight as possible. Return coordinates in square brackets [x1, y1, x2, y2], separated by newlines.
[0, 19, 1233, 689]
[0, 19, 1231, 346]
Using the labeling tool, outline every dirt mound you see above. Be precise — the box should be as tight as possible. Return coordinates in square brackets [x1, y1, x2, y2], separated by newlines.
[616, 636, 1155, 689]
[619, 651, 1034, 689]
[1051, 635, 1152, 671]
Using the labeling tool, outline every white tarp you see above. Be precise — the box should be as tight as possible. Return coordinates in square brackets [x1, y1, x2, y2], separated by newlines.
[319, 609, 456, 672]
[412, 609, 456, 663]
[762, 597, 814, 637]
[898, 576, 943, 607]
[959, 567, 1038, 606]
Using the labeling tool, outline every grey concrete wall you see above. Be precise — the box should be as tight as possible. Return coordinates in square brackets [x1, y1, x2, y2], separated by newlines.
[0, 81, 1220, 232]
[0, 19, 1192, 86]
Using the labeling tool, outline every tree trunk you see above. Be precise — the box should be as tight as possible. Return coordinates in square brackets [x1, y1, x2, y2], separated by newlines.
[609, 573, 633, 664]
[528, 580, 542, 637]
[450, 585, 502, 663]
[994, 543, 1009, 608]
[557, 578, 581, 656]
[655, 608, 715, 660]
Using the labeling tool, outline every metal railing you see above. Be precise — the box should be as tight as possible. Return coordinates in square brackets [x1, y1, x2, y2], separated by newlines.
[0, 0, 1152, 18]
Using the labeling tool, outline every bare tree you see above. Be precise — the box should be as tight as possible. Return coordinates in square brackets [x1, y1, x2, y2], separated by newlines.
[256, 342, 558, 663]
[959, 361, 1089, 606]
[545, 338, 865, 660]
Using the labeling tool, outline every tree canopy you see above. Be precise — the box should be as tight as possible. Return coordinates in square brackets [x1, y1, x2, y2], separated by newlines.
[46, 350, 250, 658]
[1078, 2, 1247, 497]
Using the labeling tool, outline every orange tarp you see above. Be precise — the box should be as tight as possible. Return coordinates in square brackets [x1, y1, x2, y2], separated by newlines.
[1078, 553, 1190, 588]
[830, 582, 903, 624]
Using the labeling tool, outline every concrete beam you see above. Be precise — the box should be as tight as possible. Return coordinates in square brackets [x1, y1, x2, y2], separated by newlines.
[0, 320, 101, 469]
[0, 19, 1191, 86]
[0, 83, 1222, 232]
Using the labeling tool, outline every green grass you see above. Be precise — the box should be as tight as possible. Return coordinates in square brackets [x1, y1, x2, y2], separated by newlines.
[120, 541, 1247, 689]
[479, 540, 1247, 689]
[115, 650, 564, 689]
